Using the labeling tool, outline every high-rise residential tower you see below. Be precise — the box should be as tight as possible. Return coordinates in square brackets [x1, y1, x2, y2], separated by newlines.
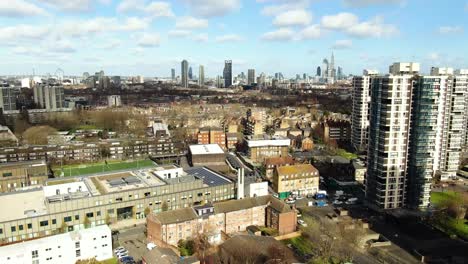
[171, 68, 175, 80]
[431, 68, 468, 181]
[199, 65, 205, 86]
[188, 67, 193, 80]
[351, 69, 378, 152]
[33, 83, 65, 110]
[366, 62, 420, 210]
[0, 87, 19, 111]
[316, 66, 321, 77]
[247, 69, 255, 85]
[181, 60, 188, 88]
[224, 60, 232, 87]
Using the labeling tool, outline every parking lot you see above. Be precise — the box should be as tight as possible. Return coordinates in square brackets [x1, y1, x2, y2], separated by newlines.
[114, 225, 148, 263]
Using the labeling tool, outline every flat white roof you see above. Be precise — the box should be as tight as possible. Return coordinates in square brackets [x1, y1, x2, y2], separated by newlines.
[189, 144, 225, 155]
[43, 182, 90, 198]
[0, 190, 47, 222]
[246, 139, 291, 147]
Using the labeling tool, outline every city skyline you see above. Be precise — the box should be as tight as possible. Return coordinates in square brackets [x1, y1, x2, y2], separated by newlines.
[1, 0, 467, 77]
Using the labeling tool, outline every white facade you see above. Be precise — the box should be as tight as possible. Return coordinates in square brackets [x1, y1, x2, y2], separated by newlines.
[389, 62, 420, 75]
[246, 138, 290, 148]
[245, 181, 269, 198]
[351, 70, 378, 151]
[153, 166, 185, 179]
[431, 69, 468, 180]
[0, 225, 112, 264]
[189, 144, 225, 155]
[107, 95, 122, 107]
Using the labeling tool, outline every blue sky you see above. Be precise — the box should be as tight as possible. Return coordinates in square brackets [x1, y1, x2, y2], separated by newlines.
[0, 0, 467, 77]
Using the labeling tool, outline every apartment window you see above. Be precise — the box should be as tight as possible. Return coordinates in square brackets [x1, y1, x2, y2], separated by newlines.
[11, 226, 16, 232]
[2, 172, 12, 177]
[97, 211, 101, 217]
[86, 212, 94, 218]
[0, 228, 2, 234]
[64, 216, 72, 222]
[76, 249, 81, 257]
[27, 223, 32, 229]
[40, 220, 48, 227]
[116, 197, 123, 202]
[52, 219, 57, 225]
[32, 250, 39, 258]
[19, 225, 24, 231]
[75, 242, 80, 248]
[107, 209, 114, 214]
[75, 215, 80, 220]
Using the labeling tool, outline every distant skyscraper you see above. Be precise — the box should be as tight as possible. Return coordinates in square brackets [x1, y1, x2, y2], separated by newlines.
[296, 74, 300, 80]
[316, 66, 321, 77]
[181, 60, 188, 88]
[199, 65, 205, 86]
[223, 60, 232, 88]
[171, 68, 175, 80]
[329, 52, 335, 79]
[322, 59, 329, 78]
[247, 69, 255, 85]
[188, 67, 193, 80]
[337, 66, 343, 80]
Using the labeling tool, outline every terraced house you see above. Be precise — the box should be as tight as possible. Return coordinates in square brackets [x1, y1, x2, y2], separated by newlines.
[0, 165, 235, 245]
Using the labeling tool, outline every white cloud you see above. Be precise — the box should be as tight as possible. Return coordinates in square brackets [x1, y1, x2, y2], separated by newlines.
[60, 17, 150, 37]
[0, 25, 49, 41]
[168, 30, 192, 38]
[48, 39, 76, 53]
[273, 10, 312, 27]
[38, 0, 93, 11]
[428, 52, 440, 60]
[0, 0, 48, 17]
[175, 16, 209, 29]
[321, 13, 397, 38]
[261, 28, 295, 41]
[138, 33, 161, 47]
[215, 34, 243, 43]
[299, 24, 321, 39]
[438, 26, 463, 34]
[193, 33, 209, 42]
[343, 0, 404, 7]
[321, 12, 359, 30]
[184, 0, 240, 17]
[261, 0, 310, 16]
[100, 39, 122, 49]
[347, 17, 398, 38]
[117, 0, 174, 17]
[145, 1, 174, 17]
[332, 39, 353, 49]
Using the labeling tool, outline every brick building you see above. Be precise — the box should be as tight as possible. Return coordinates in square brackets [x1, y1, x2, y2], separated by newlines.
[197, 127, 226, 149]
[273, 164, 319, 199]
[0, 160, 48, 192]
[322, 119, 351, 144]
[264, 156, 295, 180]
[243, 136, 290, 163]
[147, 195, 296, 247]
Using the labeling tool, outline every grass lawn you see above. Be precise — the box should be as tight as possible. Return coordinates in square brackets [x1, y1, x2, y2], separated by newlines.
[335, 148, 358, 160]
[100, 258, 118, 264]
[430, 191, 458, 206]
[284, 236, 314, 255]
[430, 191, 468, 239]
[53, 159, 155, 177]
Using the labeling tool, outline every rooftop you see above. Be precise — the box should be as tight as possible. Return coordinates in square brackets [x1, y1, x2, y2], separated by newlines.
[276, 164, 319, 176]
[189, 144, 225, 155]
[264, 156, 295, 166]
[185, 167, 232, 187]
[0, 189, 48, 222]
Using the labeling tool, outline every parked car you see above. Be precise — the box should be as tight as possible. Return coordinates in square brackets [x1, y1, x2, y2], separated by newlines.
[120, 256, 135, 264]
[114, 247, 125, 254]
[117, 250, 129, 258]
[333, 200, 343, 205]
[298, 219, 308, 227]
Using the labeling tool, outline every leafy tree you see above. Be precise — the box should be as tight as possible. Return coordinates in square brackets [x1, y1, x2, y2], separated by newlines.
[144, 207, 151, 217]
[161, 201, 169, 212]
[22, 125, 57, 145]
[84, 216, 91, 228]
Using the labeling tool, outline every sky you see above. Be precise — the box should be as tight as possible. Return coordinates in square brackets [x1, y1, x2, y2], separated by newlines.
[0, 0, 467, 77]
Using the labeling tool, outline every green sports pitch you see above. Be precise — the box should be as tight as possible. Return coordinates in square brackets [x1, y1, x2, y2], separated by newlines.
[53, 159, 155, 177]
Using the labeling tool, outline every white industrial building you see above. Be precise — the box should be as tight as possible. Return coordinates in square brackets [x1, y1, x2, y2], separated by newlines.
[0, 225, 112, 264]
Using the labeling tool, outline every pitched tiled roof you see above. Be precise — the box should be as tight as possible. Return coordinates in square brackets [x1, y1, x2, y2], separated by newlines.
[276, 164, 319, 176]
